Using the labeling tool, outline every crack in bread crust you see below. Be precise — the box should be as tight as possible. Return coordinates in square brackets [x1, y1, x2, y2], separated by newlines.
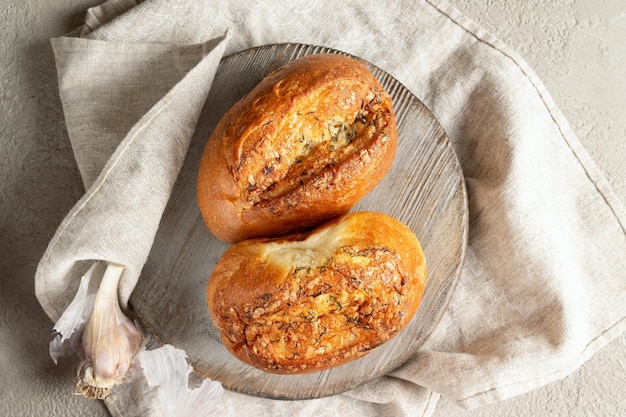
[238, 246, 408, 372]
[237, 91, 390, 207]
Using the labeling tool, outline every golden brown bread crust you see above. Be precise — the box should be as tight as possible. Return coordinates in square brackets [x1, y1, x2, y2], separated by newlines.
[206, 211, 426, 374]
[197, 53, 397, 243]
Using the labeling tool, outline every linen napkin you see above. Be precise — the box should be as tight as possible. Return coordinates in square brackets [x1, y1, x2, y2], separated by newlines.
[36, 0, 626, 416]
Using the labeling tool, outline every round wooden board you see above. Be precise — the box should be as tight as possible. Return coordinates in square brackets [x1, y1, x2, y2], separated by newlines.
[131, 43, 468, 400]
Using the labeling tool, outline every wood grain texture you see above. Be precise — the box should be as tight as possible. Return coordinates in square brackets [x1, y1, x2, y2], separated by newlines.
[131, 43, 468, 400]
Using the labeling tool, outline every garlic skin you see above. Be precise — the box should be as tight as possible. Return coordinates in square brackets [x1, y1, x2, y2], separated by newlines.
[50, 265, 100, 364]
[138, 345, 224, 417]
[77, 263, 143, 399]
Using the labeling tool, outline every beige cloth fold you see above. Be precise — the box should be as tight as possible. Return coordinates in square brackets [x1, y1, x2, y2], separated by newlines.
[36, 29, 230, 318]
[36, 0, 626, 415]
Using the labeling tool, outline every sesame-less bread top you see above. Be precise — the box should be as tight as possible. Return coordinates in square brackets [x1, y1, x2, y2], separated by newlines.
[206, 211, 426, 374]
[197, 53, 397, 243]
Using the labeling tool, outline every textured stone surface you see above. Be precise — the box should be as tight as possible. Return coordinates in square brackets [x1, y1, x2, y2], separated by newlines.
[1, 0, 624, 416]
[452, 0, 626, 200]
[1, 1, 109, 415]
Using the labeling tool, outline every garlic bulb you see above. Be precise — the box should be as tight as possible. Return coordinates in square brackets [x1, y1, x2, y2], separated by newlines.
[50, 262, 143, 399]
[77, 263, 143, 399]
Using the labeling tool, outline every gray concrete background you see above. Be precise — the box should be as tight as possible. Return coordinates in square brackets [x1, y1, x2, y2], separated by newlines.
[1, 0, 624, 416]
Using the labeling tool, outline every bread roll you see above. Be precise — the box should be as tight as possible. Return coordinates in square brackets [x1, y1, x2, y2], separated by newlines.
[197, 53, 397, 243]
[206, 211, 426, 374]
